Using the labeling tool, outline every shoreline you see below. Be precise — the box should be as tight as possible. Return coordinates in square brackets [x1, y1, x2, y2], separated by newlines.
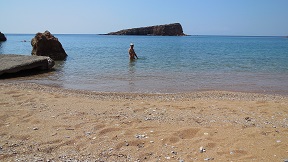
[0, 82, 287, 161]
[1, 82, 287, 101]
[1, 68, 287, 96]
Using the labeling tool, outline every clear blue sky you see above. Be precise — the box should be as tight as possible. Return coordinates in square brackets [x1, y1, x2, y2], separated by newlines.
[1, 0, 288, 36]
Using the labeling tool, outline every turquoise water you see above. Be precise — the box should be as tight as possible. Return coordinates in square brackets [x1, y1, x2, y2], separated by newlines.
[1, 34, 288, 94]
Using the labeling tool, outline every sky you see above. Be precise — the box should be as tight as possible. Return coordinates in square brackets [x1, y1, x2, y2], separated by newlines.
[1, 0, 288, 36]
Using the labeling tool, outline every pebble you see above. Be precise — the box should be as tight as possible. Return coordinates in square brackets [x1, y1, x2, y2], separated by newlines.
[204, 157, 214, 161]
[33, 127, 38, 130]
[135, 134, 147, 139]
[199, 146, 206, 153]
[245, 117, 252, 121]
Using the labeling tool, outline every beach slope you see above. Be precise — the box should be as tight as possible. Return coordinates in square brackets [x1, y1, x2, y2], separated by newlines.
[0, 83, 287, 161]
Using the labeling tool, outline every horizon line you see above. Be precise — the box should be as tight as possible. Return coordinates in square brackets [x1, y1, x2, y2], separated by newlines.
[3, 33, 288, 37]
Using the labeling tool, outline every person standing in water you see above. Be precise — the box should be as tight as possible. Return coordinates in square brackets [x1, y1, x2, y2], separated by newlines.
[128, 43, 138, 60]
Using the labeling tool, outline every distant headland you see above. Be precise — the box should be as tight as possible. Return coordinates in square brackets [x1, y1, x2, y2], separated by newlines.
[0, 32, 7, 41]
[107, 23, 186, 36]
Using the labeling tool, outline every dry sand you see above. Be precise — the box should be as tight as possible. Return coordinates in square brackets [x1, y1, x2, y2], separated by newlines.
[0, 83, 287, 161]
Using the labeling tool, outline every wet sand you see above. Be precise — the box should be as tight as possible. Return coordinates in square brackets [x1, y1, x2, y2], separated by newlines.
[0, 83, 287, 161]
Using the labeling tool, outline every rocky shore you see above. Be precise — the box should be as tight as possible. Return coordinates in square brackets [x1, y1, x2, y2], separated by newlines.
[0, 54, 54, 76]
[0, 82, 287, 161]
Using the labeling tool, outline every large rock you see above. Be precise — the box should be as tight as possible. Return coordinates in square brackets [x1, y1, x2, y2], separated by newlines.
[0, 32, 7, 41]
[31, 31, 67, 60]
[0, 54, 55, 76]
[108, 23, 185, 36]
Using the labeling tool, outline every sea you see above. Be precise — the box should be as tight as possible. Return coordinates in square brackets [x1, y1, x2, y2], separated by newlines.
[1, 34, 288, 95]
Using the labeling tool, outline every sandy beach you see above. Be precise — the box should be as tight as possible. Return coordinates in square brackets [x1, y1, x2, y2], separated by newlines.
[0, 82, 287, 161]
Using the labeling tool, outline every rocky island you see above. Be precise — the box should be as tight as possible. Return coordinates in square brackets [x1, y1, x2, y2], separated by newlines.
[107, 23, 185, 36]
[0, 32, 7, 41]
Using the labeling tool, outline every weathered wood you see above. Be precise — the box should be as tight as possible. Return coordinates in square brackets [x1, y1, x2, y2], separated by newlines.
[0, 54, 55, 75]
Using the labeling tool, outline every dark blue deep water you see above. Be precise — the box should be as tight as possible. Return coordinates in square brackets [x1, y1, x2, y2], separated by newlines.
[1, 34, 288, 94]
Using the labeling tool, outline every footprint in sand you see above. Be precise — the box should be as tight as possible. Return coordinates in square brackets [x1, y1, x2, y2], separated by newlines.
[4, 90, 19, 95]
[162, 136, 181, 144]
[174, 128, 200, 139]
[161, 128, 200, 145]
[98, 127, 122, 135]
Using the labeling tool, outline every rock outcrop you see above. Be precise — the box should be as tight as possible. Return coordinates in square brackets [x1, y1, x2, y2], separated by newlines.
[31, 31, 67, 60]
[0, 32, 7, 41]
[108, 23, 185, 36]
[0, 54, 55, 76]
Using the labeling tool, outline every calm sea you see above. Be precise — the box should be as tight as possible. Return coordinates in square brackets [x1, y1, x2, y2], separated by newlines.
[1, 34, 288, 95]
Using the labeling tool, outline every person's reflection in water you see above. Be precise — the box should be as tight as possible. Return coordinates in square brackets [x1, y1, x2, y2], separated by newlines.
[128, 60, 136, 91]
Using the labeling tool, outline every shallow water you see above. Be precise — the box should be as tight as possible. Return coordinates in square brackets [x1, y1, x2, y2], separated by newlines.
[1, 34, 288, 94]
